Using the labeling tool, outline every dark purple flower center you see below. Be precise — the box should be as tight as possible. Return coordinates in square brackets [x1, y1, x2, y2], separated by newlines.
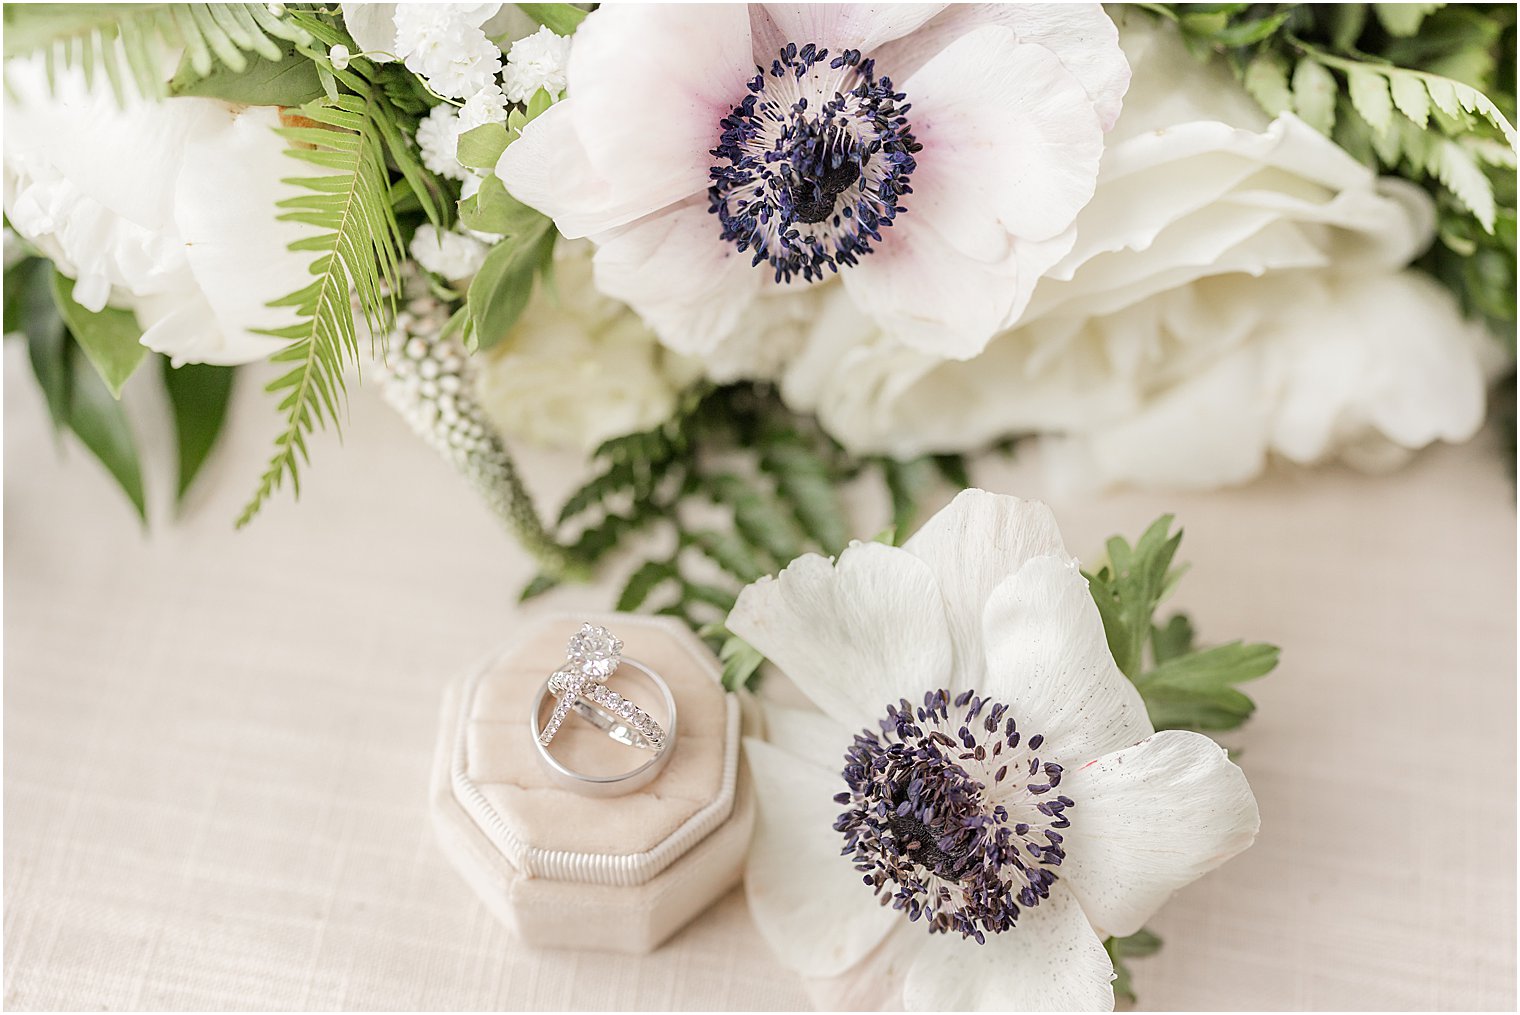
[708, 42, 919, 284]
[835, 688, 1075, 943]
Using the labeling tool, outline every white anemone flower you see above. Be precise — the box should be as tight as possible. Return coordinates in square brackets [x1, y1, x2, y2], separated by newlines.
[729, 490, 1259, 1011]
[499, 4, 1130, 360]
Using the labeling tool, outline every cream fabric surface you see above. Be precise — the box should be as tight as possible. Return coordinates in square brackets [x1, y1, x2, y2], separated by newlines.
[4, 343, 1515, 1011]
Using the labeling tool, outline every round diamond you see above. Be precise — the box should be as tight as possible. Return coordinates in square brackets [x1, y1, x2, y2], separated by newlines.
[567, 623, 623, 680]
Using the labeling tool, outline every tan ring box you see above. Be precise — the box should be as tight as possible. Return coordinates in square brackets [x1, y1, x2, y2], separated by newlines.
[429, 613, 755, 953]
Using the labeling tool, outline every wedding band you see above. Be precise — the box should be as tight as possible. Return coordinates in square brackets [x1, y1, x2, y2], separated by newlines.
[529, 624, 678, 797]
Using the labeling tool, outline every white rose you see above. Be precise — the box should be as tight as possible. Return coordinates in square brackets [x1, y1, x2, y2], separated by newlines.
[781, 14, 1495, 490]
[474, 240, 700, 452]
[3, 59, 319, 366]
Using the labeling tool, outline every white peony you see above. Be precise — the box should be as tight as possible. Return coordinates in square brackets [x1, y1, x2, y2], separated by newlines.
[501, 26, 572, 103]
[731, 490, 1259, 1011]
[778, 15, 1493, 490]
[410, 224, 490, 283]
[473, 240, 700, 452]
[499, 4, 1130, 361]
[3, 60, 319, 366]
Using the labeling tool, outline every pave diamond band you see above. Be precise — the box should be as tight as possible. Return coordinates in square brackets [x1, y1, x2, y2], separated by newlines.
[530, 624, 677, 797]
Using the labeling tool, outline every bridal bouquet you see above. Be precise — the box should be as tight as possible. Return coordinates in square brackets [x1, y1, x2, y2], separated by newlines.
[2, 3, 1512, 1008]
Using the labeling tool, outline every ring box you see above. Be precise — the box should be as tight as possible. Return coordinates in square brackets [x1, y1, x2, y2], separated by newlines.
[429, 612, 754, 954]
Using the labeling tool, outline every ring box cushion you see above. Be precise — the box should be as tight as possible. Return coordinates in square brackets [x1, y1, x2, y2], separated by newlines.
[430, 612, 753, 953]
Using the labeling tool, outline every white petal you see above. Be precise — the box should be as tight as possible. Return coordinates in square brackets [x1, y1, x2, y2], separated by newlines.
[173, 105, 319, 364]
[901, 883, 1114, 1011]
[590, 200, 764, 356]
[872, 4, 1130, 129]
[1270, 269, 1487, 462]
[843, 213, 1075, 358]
[1060, 730, 1259, 938]
[981, 555, 1153, 765]
[899, 490, 1068, 688]
[565, 4, 753, 212]
[340, 3, 398, 61]
[727, 541, 953, 730]
[906, 28, 1104, 251]
[745, 737, 899, 977]
[500, 102, 677, 237]
[758, 700, 856, 775]
[754, 3, 943, 57]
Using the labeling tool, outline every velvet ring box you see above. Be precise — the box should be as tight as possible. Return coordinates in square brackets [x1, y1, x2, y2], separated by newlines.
[429, 612, 754, 954]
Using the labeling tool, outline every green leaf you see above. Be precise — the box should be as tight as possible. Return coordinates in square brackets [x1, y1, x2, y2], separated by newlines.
[169, 45, 323, 105]
[707, 473, 805, 567]
[516, 3, 586, 36]
[930, 453, 971, 490]
[1389, 71, 1432, 128]
[1324, 4, 1367, 52]
[519, 573, 561, 602]
[1244, 52, 1293, 116]
[1084, 515, 1185, 680]
[1431, 136, 1497, 230]
[64, 340, 146, 521]
[459, 174, 546, 238]
[1106, 928, 1164, 1005]
[14, 258, 71, 433]
[690, 528, 767, 584]
[1150, 612, 1196, 665]
[1293, 58, 1339, 135]
[1136, 641, 1279, 732]
[456, 121, 511, 172]
[882, 456, 935, 542]
[760, 434, 848, 553]
[239, 91, 406, 527]
[50, 271, 146, 398]
[3, 3, 312, 104]
[1375, 3, 1441, 38]
[1209, 8, 1293, 47]
[617, 560, 676, 612]
[717, 634, 765, 691]
[162, 359, 235, 502]
[466, 217, 553, 350]
[1347, 65, 1395, 136]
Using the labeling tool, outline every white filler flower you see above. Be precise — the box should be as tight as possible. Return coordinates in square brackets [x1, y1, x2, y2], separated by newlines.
[499, 4, 1130, 360]
[393, 3, 504, 99]
[730, 491, 1259, 1011]
[3, 60, 318, 366]
[410, 224, 489, 283]
[501, 26, 571, 103]
[779, 14, 1495, 490]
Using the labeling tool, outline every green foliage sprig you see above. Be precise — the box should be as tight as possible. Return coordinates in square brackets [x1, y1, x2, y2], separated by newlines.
[1086, 515, 1280, 732]
[524, 383, 973, 686]
[1147, 3, 1518, 335]
[1, 2, 313, 103]
[236, 10, 449, 526]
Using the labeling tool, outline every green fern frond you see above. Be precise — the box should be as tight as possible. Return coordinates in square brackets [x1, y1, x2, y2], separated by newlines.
[236, 93, 402, 527]
[2, 3, 311, 103]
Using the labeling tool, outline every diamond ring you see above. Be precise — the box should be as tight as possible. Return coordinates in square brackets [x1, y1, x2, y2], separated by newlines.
[530, 623, 676, 796]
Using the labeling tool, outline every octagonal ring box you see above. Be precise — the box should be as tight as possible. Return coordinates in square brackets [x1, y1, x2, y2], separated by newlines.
[429, 612, 754, 954]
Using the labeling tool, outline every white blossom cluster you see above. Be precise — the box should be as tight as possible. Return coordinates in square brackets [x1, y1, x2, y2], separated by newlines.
[374, 275, 545, 545]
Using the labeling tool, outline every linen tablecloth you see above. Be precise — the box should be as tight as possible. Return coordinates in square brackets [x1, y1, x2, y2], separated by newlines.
[5, 344, 1515, 1010]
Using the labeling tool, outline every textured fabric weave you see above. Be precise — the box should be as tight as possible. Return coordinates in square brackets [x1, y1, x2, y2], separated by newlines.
[4, 346, 1514, 1010]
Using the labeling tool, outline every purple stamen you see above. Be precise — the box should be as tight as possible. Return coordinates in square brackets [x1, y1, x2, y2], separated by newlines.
[834, 688, 1077, 942]
[708, 42, 919, 284]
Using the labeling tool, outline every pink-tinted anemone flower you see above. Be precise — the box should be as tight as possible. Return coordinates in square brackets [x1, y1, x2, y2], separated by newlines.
[499, 4, 1129, 360]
